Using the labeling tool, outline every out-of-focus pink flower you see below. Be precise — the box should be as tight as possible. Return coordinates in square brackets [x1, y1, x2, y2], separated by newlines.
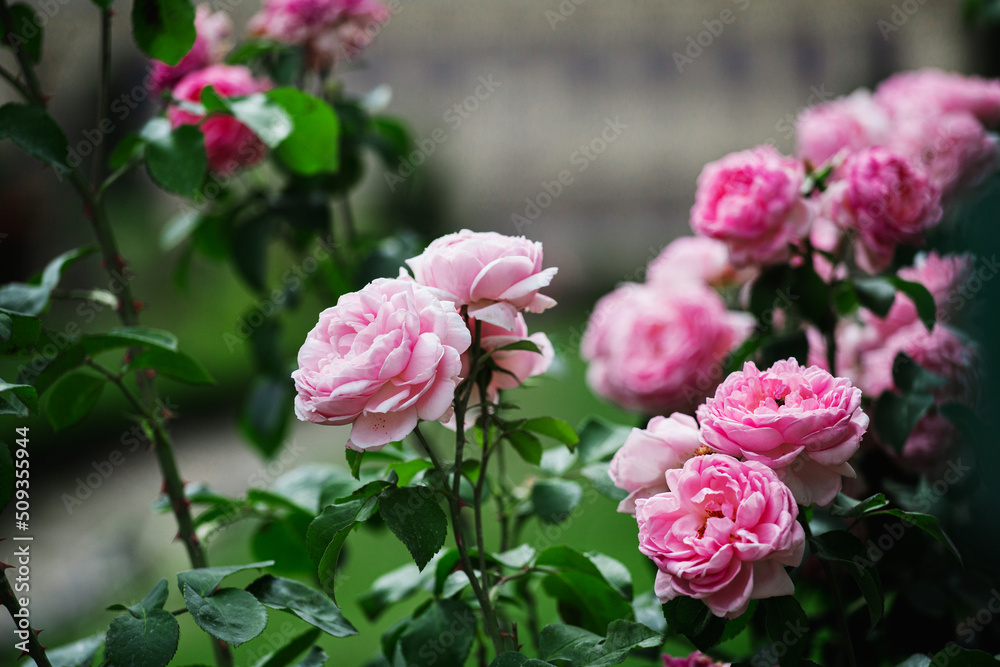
[404, 229, 557, 330]
[796, 90, 889, 166]
[152, 5, 233, 92]
[647, 236, 752, 288]
[248, 0, 391, 71]
[826, 147, 942, 273]
[697, 359, 868, 507]
[900, 411, 963, 473]
[662, 652, 731, 667]
[292, 278, 471, 450]
[875, 68, 1000, 126]
[582, 282, 753, 415]
[167, 64, 272, 174]
[690, 146, 812, 267]
[609, 413, 702, 514]
[636, 454, 804, 618]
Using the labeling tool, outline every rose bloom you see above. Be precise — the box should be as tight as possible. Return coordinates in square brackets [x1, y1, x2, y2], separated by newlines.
[826, 147, 943, 273]
[167, 65, 272, 174]
[636, 455, 805, 618]
[248, 0, 390, 70]
[663, 652, 730, 667]
[152, 5, 233, 92]
[582, 282, 753, 415]
[647, 236, 752, 288]
[795, 89, 889, 166]
[690, 146, 812, 267]
[875, 68, 1000, 126]
[609, 413, 702, 514]
[697, 359, 869, 507]
[476, 314, 554, 399]
[292, 278, 471, 450]
[404, 229, 557, 330]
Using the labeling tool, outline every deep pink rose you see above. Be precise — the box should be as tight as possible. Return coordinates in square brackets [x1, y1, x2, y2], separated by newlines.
[647, 236, 751, 288]
[167, 65, 272, 174]
[796, 90, 889, 166]
[292, 278, 471, 450]
[827, 147, 942, 273]
[248, 0, 390, 70]
[582, 282, 753, 415]
[404, 229, 557, 330]
[609, 413, 702, 514]
[875, 69, 1000, 126]
[152, 5, 233, 92]
[636, 454, 805, 618]
[662, 652, 730, 667]
[690, 146, 812, 267]
[697, 359, 868, 507]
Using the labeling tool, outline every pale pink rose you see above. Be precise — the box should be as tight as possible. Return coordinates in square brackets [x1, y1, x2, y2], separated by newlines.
[647, 236, 752, 288]
[404, 230, 557, 330]
[248, 0, 390, 70]
[152, 5, 233, 92]
[697, 359, 868, 507]
[609, 413, 702, 514]
[581, 282, 753, 415]
[809, 214, 847, 283]
[167, 65, 272, 174]
[476, 314, 554, 397]
[885, 111, 999, 199]
[875, 69, 1000, 126]
[663, 652, 730, 667]
[292, 278, 471, 450]
[690, 146, 812, 267]
[827, 147, 942, 273]
[796, 89, 889, 166]
[636, 455, 805, 619]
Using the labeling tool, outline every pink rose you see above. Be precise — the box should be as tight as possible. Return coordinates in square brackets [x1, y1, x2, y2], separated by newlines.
[292, 278, 471, 450]
[636, 454, 805, 618]
[900, 412, 963, 473]
[690, 146, 812, 267]
[167, 65, 272, 174]
[152, 4, 233, 92]
[404, 229, 557, 330]
[697, 359, 869, 507]
[581, 282, 753, 415]
[796, 90, 889, 166]
[647, 236, 751, 288]
[609, 413, 702, 514]
[875, 69, 1000, 126]
[827, 147, 942, 273]
[476, 314, 554, 398]
[248, 0, 390, 70]
[662, 652, 730, 667]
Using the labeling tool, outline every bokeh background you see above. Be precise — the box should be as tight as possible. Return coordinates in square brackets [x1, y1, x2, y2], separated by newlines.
[2, 0, 1000, 665]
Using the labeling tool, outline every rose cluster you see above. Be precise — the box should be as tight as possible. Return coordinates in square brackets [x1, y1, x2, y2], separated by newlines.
[292, 230, 557, 450]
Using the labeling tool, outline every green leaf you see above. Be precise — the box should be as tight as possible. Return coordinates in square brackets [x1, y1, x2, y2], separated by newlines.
[662, 597, 727, 652]
[0, 247, 94, 316]
[808, 531, 883, 630]
[0, 308, 41, 353]
[853, 276, 898, 317]
[109, 134, 145, 170]
[84, 327, 179, 354]
[230, 211, 273, 292]
[869, 509, 962, 565]
[891, 351, 946, 394]
[346, 449, 364, 480]
[531, 478, 582, 524]
[307, 498, 378, 600]
[580, 462, 627, 501]
[0, 4, 43, 63]
[105, 608, 180, 667]
[488, 653, 551, 667]
[0, 380, 38, 417]
[538, 620, 661, 667]
[293, 646, 327, 667]
[223, 93, 293, 147]
[0, 103, 67, 167]
[27, 633, 104, 667]
[250, 628, 321, 667]
[141, 119, 206, 197]
[523, 417, 579, 447]
[763, 596, 809, 666]
[46, 371, 106, 431]
[183, 587, 268, 647]
[506, 430, 542, 465]
[0, 442, 13, 515]
[831, 493, 890, 518]
[930, 648, 1000, 665]
[357, 562, 429, 621]
[109, 579, 169, 617]
[270, 464, 359, 514]
[890, 277, 936, 331]
[131, 0, 196, 65]
[126, 347, 215, 385]
[240, 377, 296, 459]
[586, 552, 632, 601]
[379, 485, 447, 570]
[749, 265, 792, 322]
[575, 417, 631, 463]
[874, 390, 935, 452]
[251, 517, 314, 577]
[177, 561, 274, 597]
[397, 600, 476, 667]
[536, 546, 634, 634]
[494, 340, 542, 354]
[388, 459, 433, 487]
[247, 575, 357, 637]
[267, 88, 340, 174]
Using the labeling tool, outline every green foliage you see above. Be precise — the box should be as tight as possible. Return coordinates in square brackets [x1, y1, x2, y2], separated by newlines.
[131, 0, 196, 65]
[662, 597, 729, 652]
[389, 599, 477, 667]
[762, 596, 809, 667]
[140, 119, 206, 197]
[177, 561, 274, 597]
[247, 575, 356, 637]
[531, 478, 582, 524]
[379, 485, 447, 570]
[536, 546, 634, 634]
[808, 530, 884, 631]
[0, 247, 94, 317]
[0, 103, 67, 167]
[105, 580, 179, 667]
[0, 4, 43, 63]
[45, 371, 106, 431]
[249, 628, 321, 667]
[267, 89, 340, 174]
[240, 377, 296, 458]
[538, 620, 661, 666]
[183, 587, 269, 647]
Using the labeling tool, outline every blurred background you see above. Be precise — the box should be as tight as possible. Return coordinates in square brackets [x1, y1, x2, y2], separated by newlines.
[2, 0, 1000, 664]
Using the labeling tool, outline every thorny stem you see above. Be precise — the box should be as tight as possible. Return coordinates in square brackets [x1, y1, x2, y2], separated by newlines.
[0, 570, 52, 667]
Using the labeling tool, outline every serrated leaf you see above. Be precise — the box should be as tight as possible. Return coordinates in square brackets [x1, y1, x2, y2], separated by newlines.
[142, 119, 206, 197]
[177, 561, 274, 597]
[250, 628, 320, 667]
[575, 417, 631, 463]
[397, 600, 476, 667]
[356, 562, 428, 621]
[869, 509, 962, 565]
[183, 587, 268, 647]
[662, 597, 728, 652]
[379, 485, 447, 570]
[531, 478, 582, 524]
[506, 430, 542, 465]
[105, 608, 179, 667]
[539, 620, 661, 667]
[0, 103, 67, 167]
[247, 575, 357, 637]
[831, 493, 890, 518]
[522, 417, 579, 447]
[46, 372, 106, 431]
